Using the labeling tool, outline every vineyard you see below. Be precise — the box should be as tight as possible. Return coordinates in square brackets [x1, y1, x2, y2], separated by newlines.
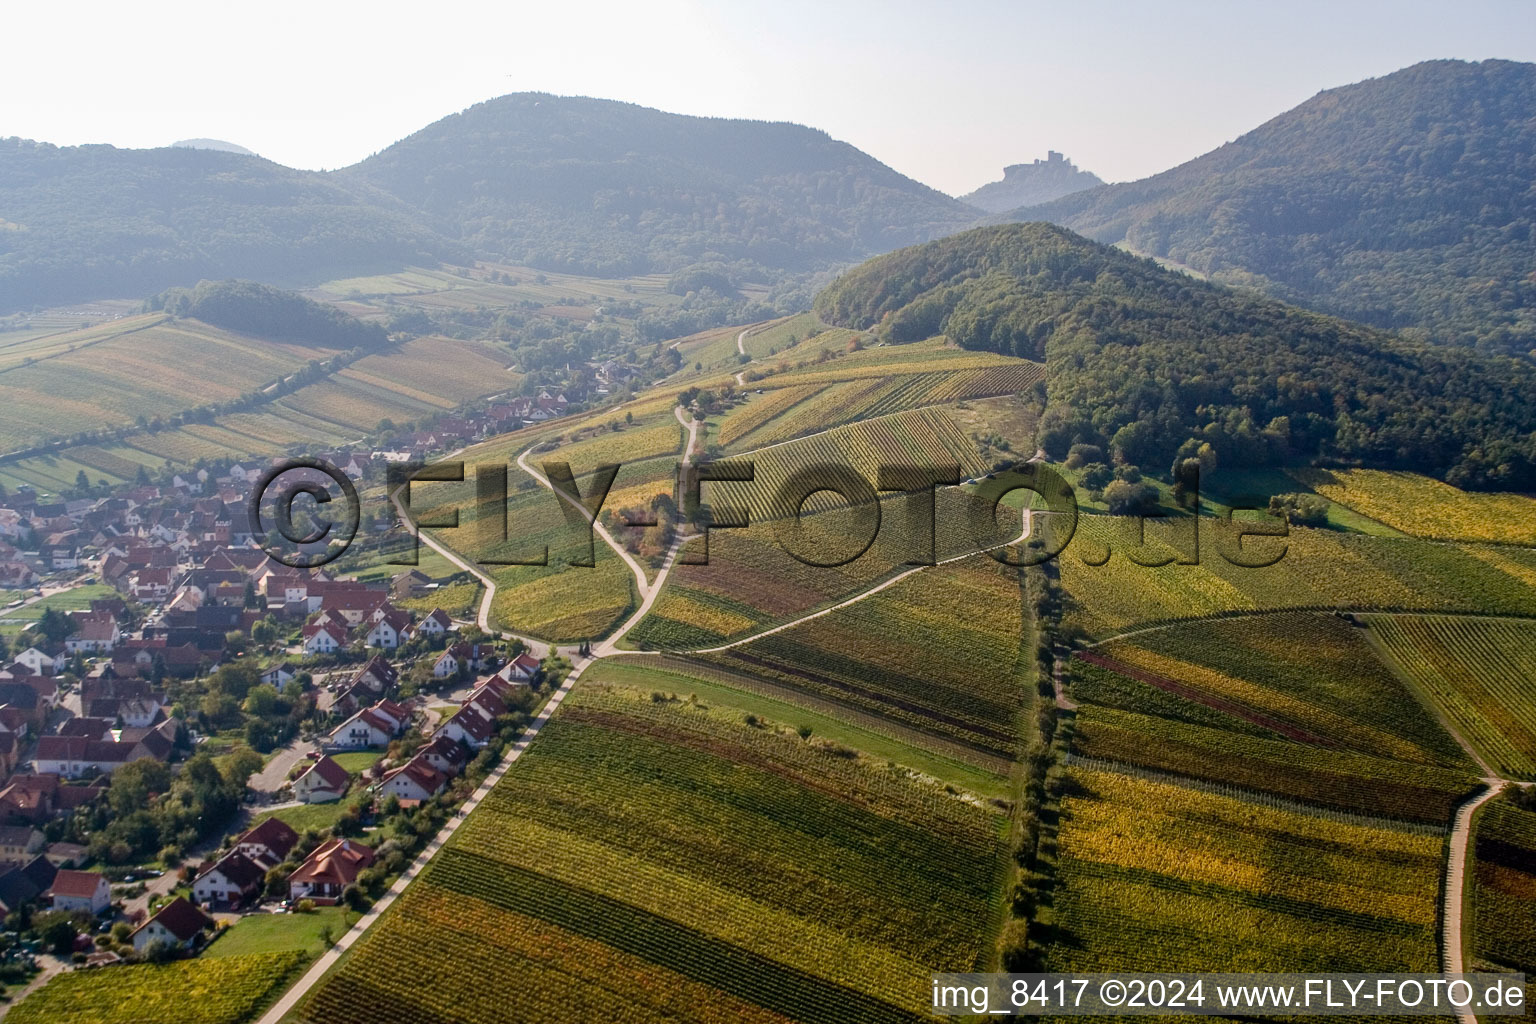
[712, 406, 988, 523]
[722, 364, 1044, 451]
[1046, 764, 1443, 972]
[626, 518, 910, 650]
[1090, 613, 1474, 769]
[1290, 467, 1536, 545]
[0, 315, 333, 450]
[1058, 517, 1536, 640]
[1368, 615, 1536, 779]
[293, 684, 1010, 1024]
[9, 951, 308, 1024]
[697, 556, 1030, 762]
[1472, 798, 1536, 974]
[1067, 701, 1478, 823]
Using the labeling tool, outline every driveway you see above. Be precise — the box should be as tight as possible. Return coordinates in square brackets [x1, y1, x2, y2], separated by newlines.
[249, 739, 318, 794]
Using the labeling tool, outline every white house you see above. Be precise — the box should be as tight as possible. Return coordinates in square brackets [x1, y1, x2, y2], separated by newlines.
[64, 618, 119, 655]
[190, 851, 265, 907]
[292, 755, 351, 803]
[131, 897, 212, 953]
[364, 610, 412, 650]
[48, 869, 111, 915]
[376, 757, 446, 802]
[302, 622, 347, 655]
[327, 701, 408, 750]
[498, 652, 541, 683]
[260, 663, 296, 688]
[416, 609, 452, 636]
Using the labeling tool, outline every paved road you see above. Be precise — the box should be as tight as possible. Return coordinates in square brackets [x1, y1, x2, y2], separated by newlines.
[253, 655, 594, 1024]
[249, 738, 318, 794]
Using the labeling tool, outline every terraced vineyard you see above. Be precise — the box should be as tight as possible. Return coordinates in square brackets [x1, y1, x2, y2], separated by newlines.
[0, 314, 339, 451]
[1368, 615, 1536, 779]
[292, 684, 1010, 1024]
[1046, 764, 1444, 972]
[714, 406, 988, 524]
[1064, 613, 1479, 823]
[1093, 613, 1473, 767]
[10, 952, 308, 1024]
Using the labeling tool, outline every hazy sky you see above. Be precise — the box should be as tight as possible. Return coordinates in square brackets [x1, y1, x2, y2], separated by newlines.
[4, 1, 1534, 195]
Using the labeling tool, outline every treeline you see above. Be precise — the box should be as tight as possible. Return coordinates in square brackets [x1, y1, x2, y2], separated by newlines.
[816, 222, 1536, 490]
[145, 279, 388, 349]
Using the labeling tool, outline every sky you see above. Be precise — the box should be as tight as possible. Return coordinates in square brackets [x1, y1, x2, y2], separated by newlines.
[3, 0, 1534, 196]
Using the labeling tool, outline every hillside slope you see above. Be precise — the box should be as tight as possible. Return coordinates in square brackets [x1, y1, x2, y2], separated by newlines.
[999, 60, 1536, 357]
[337, 93, 981, 276]
[0, 139, 456, 312]
[815, 222, 1536, 489]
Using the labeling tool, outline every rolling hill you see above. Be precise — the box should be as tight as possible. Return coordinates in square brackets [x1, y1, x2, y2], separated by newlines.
[814, 222, 1536, 489]
[337, 93, 981, 277]
[999, 60, 1536, 357]
[0, 138, 458, 313]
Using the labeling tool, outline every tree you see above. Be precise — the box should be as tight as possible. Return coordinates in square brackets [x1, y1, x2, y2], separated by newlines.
[1102, 479, 1160, 516]
[33, 607, 75, 644]
[35, 911, 78, 956]
[242, 684, 281, 717]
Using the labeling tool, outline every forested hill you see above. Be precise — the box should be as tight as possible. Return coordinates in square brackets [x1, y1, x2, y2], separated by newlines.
[996, 60, 1536, 358]
[0, 139, 457, 313]
[814, 222, 1536, 490]
[145, 280, 388, 350]
[336, 93, 981, 276]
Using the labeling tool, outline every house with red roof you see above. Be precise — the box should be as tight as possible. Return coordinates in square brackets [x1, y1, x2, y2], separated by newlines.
[302, 621, 348, 655]
[293, 755, 351, 804]
[47, 869, 110, 914]
[288, 838, 375, 905]
[233, 817, 299, 866]
[376, 756, 447, 803]
[131, 896, 212, 953]
[192, 850, 267, 908]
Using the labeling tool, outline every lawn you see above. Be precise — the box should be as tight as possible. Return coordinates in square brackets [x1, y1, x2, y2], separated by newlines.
[329, 751, 382, 774]
[0, 583, 117, 635]
[250, 801, 355, 834]
[207, 906, 360, 959]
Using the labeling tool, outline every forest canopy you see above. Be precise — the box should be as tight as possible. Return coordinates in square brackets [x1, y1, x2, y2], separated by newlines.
[815, 222, 1536, 490]
[145, 280, 389, 349]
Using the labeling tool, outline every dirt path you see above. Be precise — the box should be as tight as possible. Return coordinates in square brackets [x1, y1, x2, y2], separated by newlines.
[1442, 779, 1506, 992]
[388, 480, 549, 657]
[516, 444, 654, 603]
[671, 507, 1034, 655]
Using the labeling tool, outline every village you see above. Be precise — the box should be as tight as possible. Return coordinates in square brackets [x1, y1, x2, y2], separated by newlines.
[0, 409, 584, 998]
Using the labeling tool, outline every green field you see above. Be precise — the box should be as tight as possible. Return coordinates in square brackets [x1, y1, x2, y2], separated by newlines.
[0, 584, 117, 632]
[207, 908, 360, 959]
